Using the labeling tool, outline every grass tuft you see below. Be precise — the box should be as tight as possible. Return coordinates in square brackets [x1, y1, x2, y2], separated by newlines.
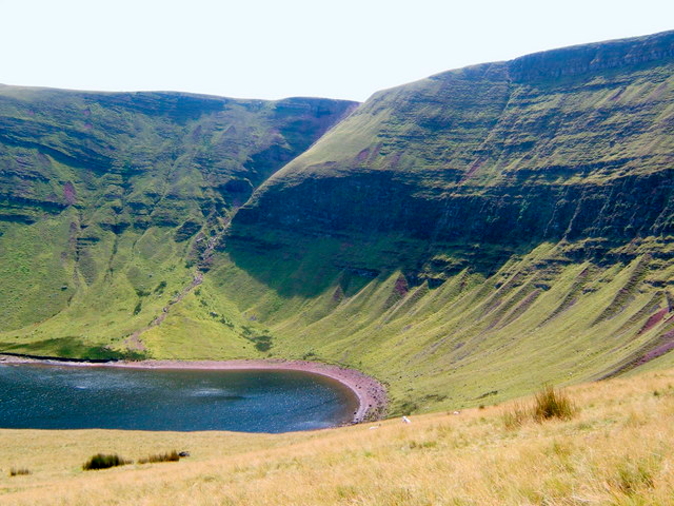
[138, 450, 181, 464]
[532, 385, 577, 422]
[82, 453, 132, 471]
[503, 386, 577, 428]
[9, 468, 31, 477]
[503, 402, 528, 430]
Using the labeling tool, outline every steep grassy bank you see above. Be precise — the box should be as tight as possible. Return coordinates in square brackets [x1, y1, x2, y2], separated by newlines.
[150, 236, 671, 415]
[2, 367, 674, 505]
[236, 31, 674, 276]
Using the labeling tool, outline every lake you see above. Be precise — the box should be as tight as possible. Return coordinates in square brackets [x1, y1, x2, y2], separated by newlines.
[0, 364, 359, 433]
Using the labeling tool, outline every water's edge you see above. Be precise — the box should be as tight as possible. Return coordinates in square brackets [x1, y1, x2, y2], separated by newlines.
[0, 354, 388, 424]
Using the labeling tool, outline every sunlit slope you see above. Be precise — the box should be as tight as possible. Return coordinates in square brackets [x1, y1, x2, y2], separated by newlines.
[207, 31, 674, 412]
[0, 86, 356, 356]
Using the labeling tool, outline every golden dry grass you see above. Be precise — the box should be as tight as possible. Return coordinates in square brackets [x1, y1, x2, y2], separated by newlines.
[2, 370, 674, 505]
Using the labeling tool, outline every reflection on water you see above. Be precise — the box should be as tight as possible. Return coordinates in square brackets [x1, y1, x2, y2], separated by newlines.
[0, 365, 358, 433]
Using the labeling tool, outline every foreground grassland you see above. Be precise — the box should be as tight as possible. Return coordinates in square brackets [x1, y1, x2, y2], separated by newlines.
[2, 369, 674, 505]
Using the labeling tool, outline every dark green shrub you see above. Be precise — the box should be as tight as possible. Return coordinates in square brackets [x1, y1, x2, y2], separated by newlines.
[82, 453, 131, 471]
[254, 337, 272, 352]
[154, 281, 167, 294]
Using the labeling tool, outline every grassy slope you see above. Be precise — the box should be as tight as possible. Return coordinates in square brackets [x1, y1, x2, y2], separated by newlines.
[1, 367, 674, 505]
[0, 87, 356, 358]
[167, 239, 672, 416]
[172, 31, 674, 414]
[0, 222, 197, 358]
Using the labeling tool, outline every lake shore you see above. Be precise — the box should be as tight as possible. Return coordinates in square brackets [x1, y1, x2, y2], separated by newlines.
[0, 354, 387, 424]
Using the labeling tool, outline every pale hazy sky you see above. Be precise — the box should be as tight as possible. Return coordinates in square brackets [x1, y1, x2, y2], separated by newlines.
[1, 0, 672, 102]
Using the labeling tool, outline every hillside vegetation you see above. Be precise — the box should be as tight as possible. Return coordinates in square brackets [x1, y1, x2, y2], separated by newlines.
[213, 30, 674, 413]
[0, 87, 355, 359]
[1, 368, 673, 505]
[2, 31, 674, 414]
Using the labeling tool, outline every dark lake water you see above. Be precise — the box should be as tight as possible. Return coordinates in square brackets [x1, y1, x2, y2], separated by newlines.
[0, 364, 358, 433]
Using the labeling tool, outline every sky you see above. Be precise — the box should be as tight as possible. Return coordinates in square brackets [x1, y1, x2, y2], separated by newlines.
[1, 0, 673, 102]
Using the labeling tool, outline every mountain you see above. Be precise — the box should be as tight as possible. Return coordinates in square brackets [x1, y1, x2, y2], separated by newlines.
[2, 30, 674, 414]
[234, 30, 674, 273]
[0, 86, 356, 357]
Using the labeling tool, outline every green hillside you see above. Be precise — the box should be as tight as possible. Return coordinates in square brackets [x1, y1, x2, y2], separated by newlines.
[0, 87, 356, 359]
[217, 30, 674, 413]
[2, 31, 674, 415]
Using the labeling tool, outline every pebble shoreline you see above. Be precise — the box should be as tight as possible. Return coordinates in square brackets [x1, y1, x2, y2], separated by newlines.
[0, 355, 388, 425]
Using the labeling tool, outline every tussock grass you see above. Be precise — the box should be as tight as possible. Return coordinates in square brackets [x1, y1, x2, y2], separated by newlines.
[8, 468, 30, 477]
[532, 384, 577, 422]
[502, 401, 528, 430]
[82, 454, 131, 471]
[1, 369, 674, 505]
[503, 385, 577, 429]
[137, 450, 180, 464]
